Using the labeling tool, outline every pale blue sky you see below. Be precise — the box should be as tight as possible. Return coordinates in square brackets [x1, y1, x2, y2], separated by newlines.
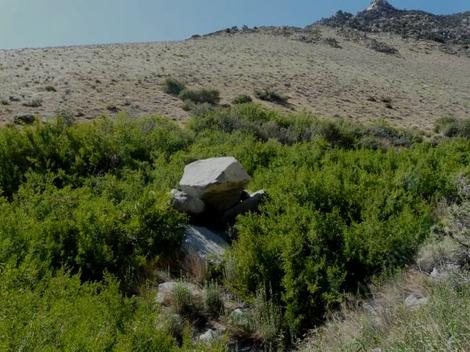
[0, 0, 468, 49]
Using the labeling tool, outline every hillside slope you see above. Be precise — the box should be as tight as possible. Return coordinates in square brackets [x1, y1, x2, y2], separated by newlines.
[0, 3, 469, 131]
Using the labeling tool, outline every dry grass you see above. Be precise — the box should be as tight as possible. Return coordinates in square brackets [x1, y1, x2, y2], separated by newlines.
[0, 26, 468, 131]
[298, 270, 470, 352]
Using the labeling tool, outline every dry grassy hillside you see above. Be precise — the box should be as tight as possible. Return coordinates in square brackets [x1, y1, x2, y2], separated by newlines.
[0, 25, 469, 131]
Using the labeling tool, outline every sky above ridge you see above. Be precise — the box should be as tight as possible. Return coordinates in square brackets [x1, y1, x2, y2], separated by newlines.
[0, 0, 468, 49]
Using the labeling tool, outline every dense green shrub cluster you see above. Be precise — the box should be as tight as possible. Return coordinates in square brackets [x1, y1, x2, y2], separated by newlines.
[0, 104, 469, 348]
[190, 103, 421, 148]
[162, 78, 186, 96]
[255, 88, 289, 105]
[179, 88, 221, 105]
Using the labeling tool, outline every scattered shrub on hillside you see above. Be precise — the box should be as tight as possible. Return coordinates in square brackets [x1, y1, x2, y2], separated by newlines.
[45, 86, 57, 92]
[434, 117, 470, 138]
[189, 103, 421, 148]
[162, 78, 186, 96]
[179, 88, 220, 105]
[255, 88, 289, 105]
[22, 98, 43, 107]
[232, 94, 253, 105]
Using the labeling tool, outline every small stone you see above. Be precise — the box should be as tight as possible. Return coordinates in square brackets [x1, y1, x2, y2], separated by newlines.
[199, 329, 218, 342]
[405, 294, 428, 309]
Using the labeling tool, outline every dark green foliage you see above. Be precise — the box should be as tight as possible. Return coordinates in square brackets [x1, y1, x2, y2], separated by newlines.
[232, 94, 253, 105]
[0, 266, 176, 351]
[190, 104, 420, 148]
[162, 78, 186, 96]
[179, 88, 220, 105]
[0, 104, 469, 348]
[255, 88, 289, 105]
[434, 117, 470, 138]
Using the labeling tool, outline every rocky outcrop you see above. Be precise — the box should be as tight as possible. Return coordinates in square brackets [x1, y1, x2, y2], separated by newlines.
[319, 1, 470, 47]
[179, 157, 251, 212]
[171, 157, 265, 224]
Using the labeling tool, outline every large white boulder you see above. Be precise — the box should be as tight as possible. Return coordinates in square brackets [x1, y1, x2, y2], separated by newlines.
[179, 157, 251, 211]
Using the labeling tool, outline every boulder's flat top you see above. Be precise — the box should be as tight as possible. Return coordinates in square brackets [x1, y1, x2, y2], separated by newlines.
[1, 25, 469, 131]
[180, 157, 250, 188]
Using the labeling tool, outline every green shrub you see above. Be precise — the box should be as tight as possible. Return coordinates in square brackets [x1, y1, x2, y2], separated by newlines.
[171, 282, 196, 318]
[204, 281, 225, 318]
[0, 266, 176, 351]
[0, 106, 468, 348]
[255, 88, 288, 105]
[22, 98, 42, 107]
[179, 88, 220, 105]
[232, 94, 253, 105]
[45, 86, 57, 92]
[434, 117, 470, 138]
[162, 78, 186, 96]
[189, 103, 420, 148]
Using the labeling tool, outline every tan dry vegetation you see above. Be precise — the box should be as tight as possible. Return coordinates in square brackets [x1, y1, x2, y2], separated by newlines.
[0, 26, 469, 131]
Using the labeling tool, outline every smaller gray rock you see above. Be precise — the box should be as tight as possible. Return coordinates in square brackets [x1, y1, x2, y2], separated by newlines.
[198, 329, 219, 342]
[181, 225, 228, 266]
[170, 189, 205, 215]
[430, 264, 460, 281]
[405, 294, 428, 310]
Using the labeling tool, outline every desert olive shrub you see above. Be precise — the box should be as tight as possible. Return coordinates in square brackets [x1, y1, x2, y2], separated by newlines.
[0, 175, 185, 290]
[232, 94, 253, 105]
[0, 108, 469, 348]
[179, 88, 220, 105]
[162, 78, 186, 96]
[0, 265, 225, 352]
[0, 115, 192, 197]
[190, 103, 421, 148]
[255, 88, 289, 105]
[0, 265, 175, 351]
[220, 139, 468, 334]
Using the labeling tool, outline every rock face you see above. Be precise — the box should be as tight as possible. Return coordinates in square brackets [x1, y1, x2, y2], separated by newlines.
[170, 189, 205, 215]
[319, 1, 470, 48]
[181, 225, 228, 266]
[179, 157, 251, 212]
[367, 0, 396, 12]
